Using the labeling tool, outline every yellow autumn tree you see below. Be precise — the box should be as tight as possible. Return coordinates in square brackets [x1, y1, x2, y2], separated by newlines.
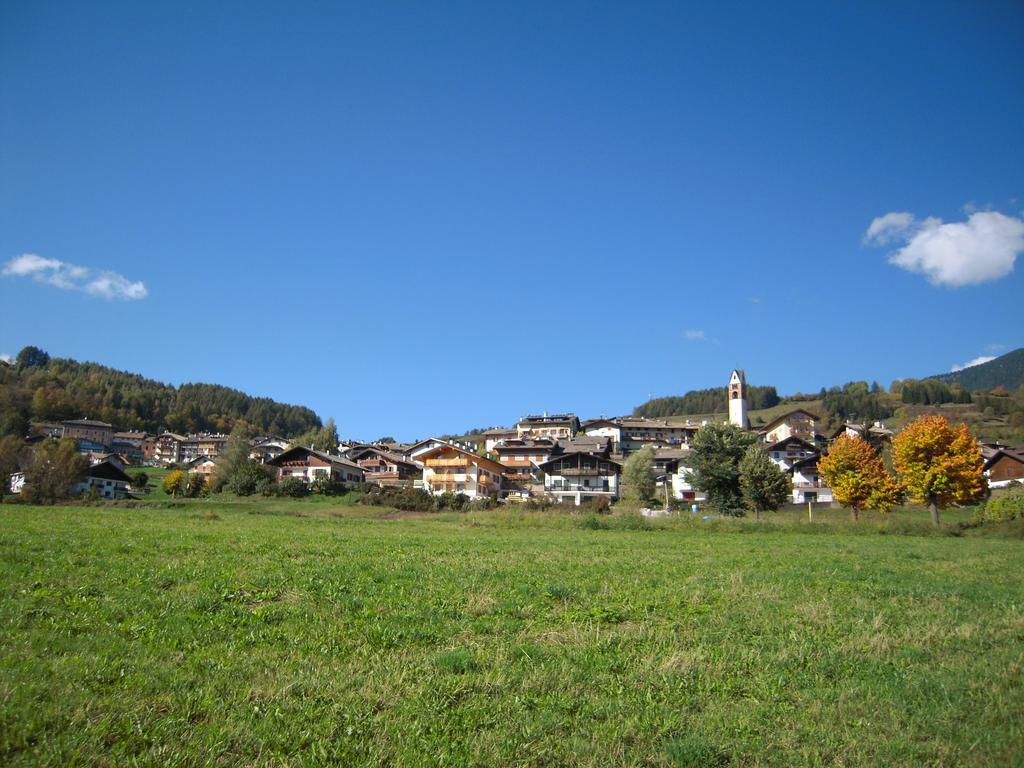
[818, 434, 901, 521]
[891, 415, 985, 527]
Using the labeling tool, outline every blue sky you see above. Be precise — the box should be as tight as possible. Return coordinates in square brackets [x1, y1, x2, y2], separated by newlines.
[2, 1, 1022, 441]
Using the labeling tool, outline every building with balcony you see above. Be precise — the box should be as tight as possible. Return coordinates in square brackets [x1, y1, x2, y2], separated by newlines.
[349, 446, 423, 486]
[493, 437, 557, 500]
[765, 436, 819, 471]
[267, 446, 364, 485]
[583, 417, 698, 455]
[516, 413, 581, 440]
[154, 433, 187, 465]
[787, 455, 833, 504]
[418, 444, 504, 499]
[111, 431, 149, 465]
[759, 409, 822, 446]
[539, 448, 621, 506]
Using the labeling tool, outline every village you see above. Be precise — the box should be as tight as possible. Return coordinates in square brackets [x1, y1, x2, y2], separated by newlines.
[12, 369, 1024, 507]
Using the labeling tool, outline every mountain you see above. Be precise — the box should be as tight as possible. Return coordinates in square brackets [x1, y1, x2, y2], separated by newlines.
[931, 348, 1024, 392]
[0, 346, 322, 438]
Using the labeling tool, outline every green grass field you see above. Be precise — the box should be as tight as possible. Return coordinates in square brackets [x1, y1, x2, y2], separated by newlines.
[1, 499, 1022, 767]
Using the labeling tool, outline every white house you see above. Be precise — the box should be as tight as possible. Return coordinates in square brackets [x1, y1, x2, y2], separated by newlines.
[74, 459, 134, 500]
[765, 436, 819, 471]
[788, 456, 834, 504]
[266, 447, 364, 485]
[417, 444, 504, 499]
[539, 450, 621, 506]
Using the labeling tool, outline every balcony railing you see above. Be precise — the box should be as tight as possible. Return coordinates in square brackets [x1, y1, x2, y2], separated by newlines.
[548, 482, 611, 492]
[426, 458, 470, 468]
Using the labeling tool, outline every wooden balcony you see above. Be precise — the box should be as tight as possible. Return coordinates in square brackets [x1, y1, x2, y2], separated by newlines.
[426, 458, 470, 468]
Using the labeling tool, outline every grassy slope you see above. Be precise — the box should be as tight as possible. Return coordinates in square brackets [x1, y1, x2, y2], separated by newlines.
[1, 501, 1022, 767]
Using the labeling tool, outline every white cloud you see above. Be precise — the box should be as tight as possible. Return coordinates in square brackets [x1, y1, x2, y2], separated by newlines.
[684, 329, 707, 341]
[951, 355, 996, 372]
[863, 211, 916, 245]
[2, 253, 147, 301]
[864, 210, 1024, 287]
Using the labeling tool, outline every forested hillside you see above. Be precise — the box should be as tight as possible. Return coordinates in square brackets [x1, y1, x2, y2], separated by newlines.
[933, 348, 1024, 391]
[0, 347, 322, 438]
[634, 385, 780, 418]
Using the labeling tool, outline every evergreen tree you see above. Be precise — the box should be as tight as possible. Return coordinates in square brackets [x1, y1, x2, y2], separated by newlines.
[686, 423, 757, 516]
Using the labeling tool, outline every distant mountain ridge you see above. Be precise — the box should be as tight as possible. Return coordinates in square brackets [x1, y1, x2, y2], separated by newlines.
[931, 348, 1024, 392]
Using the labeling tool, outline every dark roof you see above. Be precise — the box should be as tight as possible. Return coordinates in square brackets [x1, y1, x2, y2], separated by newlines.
[539, 452, 621, 470]
[63, 419, 113, 428]
[267, 446, 363, 471]
[984, 448, 1024, 470]
[760, 409, 821, 433]
[348, 446, 421, 468]
[764, 436, 819, 453]
[86, 460, 132, 483]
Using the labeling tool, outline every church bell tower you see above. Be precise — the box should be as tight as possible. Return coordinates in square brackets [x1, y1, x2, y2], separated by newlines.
[728, 369, 748, 429]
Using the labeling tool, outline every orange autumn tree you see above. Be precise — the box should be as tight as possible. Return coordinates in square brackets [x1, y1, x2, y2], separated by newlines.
[818, 434, 901, 521]
[891, 415, 985, 527]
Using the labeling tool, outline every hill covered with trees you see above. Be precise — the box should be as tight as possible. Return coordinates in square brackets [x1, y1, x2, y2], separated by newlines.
[0, 346, 322, 438]
[634, 385, 780, 418]
[931, 348, 1024, 392]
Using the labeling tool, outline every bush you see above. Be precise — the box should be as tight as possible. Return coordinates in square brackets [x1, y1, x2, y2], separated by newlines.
[976, 489, 1024, 523]
[436, 492, 470, 512]
[310, 475, 346, 496]
[468, 496, 499, 512]
[359, 485, 436, 512]
[226, 462, 271, 496]
[277, 477, 309, 498]
[162, 470, 185, 497]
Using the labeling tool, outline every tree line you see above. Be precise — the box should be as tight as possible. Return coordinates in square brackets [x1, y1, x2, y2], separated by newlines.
[634, 385, 781, 418]
[0, 346, 322, 438]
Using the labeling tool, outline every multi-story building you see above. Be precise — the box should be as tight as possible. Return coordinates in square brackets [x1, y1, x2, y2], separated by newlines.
[154, 433, 187, 465]
[62, 419, 113, 452]
[765, 436, 819, 471]
[539, 447, 621, 506]
[760, 409, 821, 445]
[583, 418, 698, 455]
[516, 413, 580, 440]
[418, 444, 504, 499]
[787, 456, 833, 504]
[250, 437, 291, 464]
[349, 446, 422, 486]
[111, 431, 149, 465]
[267, 447, 364, 485]
[492, 437, 557, 499]
[179, 433, 229, 464]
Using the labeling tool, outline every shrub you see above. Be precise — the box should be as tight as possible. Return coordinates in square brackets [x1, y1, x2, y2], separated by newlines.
[162, 470, 185, 497]
[226, 462, 271, 496]
[975, 489, 1024, 523]
[277, 477, 308, 498]
[359, 485, 436, 512]
[309, 475, 346, 496]
[436, 492, 470, 511]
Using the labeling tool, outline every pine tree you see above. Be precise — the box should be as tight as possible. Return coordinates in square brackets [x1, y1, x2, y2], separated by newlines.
[738, 443, 790, 521]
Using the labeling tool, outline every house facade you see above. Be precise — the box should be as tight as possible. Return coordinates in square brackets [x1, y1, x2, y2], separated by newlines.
[74, 459, 133, 500]
[516, 413, 580, 440]
[154, 433, 186, 465]
[788, 456, 833, 504]
[267, 447, 364, 485]
[418, 444, 504, 499]
[349, 446, 422, 486]
[62, 419, 113, 452]
[765, 436, 819, 471]
[584, 418, 698, 455]
[760, 409, 821, 445]
[984, 448, 1024, 488]
[111, 431, 149, 465]
[539, 450, 621, 506]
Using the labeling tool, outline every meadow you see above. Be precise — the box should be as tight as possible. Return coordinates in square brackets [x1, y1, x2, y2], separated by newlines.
[1, 497, 1022, 767]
